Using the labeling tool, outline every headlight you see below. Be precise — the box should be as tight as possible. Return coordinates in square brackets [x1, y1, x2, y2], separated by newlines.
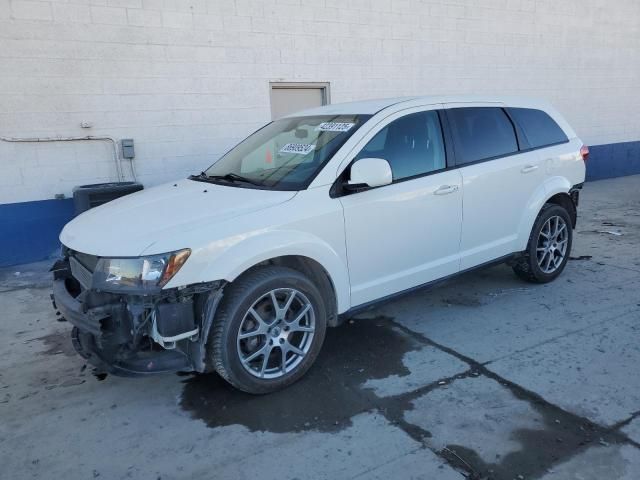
[93, 249, 191, 293]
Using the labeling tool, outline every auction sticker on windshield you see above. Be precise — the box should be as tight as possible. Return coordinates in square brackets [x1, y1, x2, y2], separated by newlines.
[315, 122, 355, 132]
[279, 143, 316, 155]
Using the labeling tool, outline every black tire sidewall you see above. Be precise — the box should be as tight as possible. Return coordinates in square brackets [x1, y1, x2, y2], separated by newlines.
[526, 205, 573, 282]
[213, 267, 327, 394]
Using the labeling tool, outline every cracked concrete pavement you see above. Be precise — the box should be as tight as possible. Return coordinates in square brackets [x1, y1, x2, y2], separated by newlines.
[1, 175, 639, 479]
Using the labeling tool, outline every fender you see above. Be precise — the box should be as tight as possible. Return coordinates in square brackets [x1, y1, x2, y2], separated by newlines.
[515, 175, 572, 251]
[164, 229, 352, 313]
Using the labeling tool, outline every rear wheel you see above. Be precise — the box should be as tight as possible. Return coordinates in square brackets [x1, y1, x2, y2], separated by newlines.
[512, 204, 573, 283]
[209, 266, 327, 394]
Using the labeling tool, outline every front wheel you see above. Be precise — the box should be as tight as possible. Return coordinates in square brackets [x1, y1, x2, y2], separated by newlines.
[512, 204, 573, 283]
[208, 266, 327, 394]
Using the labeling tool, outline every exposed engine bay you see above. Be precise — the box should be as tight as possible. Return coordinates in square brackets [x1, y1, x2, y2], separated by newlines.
[51, 249, 224, 376]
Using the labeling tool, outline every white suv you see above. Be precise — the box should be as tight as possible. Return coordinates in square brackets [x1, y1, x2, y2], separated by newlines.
[52, 96, 587, 393]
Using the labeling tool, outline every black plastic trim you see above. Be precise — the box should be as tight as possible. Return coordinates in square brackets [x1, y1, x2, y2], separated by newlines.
[503, 107, 530, 150]
[72, 327, 192, 376]
[569, 183, 583, 209]
[52, 279, 115, 336]
[438, 109, 457, 168]
[339, 253, 517, 320]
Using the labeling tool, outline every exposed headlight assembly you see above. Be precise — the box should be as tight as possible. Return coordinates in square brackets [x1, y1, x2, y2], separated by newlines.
[93, 249, 191, 293]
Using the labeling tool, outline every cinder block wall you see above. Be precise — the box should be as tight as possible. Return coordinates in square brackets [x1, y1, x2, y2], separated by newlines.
[1, 0, 639, 264]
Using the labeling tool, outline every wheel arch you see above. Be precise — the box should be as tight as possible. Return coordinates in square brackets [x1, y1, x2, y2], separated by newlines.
[516, 178, 575, 251]
[234, 255, 341, 327]
[166, 229, 351, 317]
[206, 230, 350, 319]
[545, 192, 577, 228]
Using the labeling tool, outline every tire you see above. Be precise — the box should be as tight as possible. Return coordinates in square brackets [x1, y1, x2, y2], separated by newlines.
[512, 204, 573, 283]
[209, 266, 327, 394]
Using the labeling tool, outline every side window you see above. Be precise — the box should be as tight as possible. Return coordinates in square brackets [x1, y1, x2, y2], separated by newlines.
[447, 107, 518, 164]
[508, 108, 568, 148]
[356, 111, 446, 181]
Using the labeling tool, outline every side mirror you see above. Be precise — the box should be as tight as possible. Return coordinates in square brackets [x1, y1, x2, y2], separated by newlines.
[347, 158, 393, 190]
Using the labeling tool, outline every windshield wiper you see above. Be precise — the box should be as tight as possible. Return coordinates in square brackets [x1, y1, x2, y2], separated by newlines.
[208, 173, 262, 186]
[191, 171, 262, 187]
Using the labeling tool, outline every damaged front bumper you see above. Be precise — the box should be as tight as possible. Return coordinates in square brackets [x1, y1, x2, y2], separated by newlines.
[51, 256, 223, 376]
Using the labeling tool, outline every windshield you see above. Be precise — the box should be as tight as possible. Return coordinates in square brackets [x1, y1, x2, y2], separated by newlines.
[197, 114, 371, 190]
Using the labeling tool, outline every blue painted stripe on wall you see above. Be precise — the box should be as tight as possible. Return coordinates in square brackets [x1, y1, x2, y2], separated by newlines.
[586, 140, 640, 181]
[0, 140, 638, 267]
[0, 198, 74, 267]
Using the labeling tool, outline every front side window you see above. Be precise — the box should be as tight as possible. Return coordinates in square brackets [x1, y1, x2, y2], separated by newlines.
[507, 107, 568, 148]
[356, 111, 446, 181]
[198, 114, 370, 190]
[447, 107, 518, 164]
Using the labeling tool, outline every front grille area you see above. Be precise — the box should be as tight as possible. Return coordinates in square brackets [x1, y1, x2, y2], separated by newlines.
[69, 256, 93, 290]
[73, 252, 99, 272]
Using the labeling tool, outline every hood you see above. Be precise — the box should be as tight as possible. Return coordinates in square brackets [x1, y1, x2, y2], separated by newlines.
[60, 179, 297, 256]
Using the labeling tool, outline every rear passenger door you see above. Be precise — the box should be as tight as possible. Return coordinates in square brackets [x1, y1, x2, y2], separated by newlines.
[444, 105, 546, 270]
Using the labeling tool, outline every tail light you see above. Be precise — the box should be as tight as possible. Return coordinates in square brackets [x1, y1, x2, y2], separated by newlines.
[580, 145, 589, 162]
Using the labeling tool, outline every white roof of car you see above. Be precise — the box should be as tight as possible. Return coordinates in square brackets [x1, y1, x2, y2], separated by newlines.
[287, 95, 553, 117]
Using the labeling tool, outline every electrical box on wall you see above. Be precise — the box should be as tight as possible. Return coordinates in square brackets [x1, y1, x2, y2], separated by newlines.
[121, 139, 135, 159]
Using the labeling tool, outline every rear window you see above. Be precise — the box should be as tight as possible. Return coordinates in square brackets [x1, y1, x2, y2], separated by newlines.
[508, 108, 568, 148]
[446, 107, 518, 164]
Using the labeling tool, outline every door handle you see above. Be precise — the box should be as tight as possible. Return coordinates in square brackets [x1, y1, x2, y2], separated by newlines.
[521, 165, 539, 174]
[434, 185, 459, 195]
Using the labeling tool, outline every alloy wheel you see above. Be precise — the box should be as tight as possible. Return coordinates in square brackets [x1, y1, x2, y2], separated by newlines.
[236, 288, 315, 379]
[536, 215, 569, 274]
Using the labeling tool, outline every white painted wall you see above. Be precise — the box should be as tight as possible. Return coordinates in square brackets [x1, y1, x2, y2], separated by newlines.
[1, 0, 639, 203]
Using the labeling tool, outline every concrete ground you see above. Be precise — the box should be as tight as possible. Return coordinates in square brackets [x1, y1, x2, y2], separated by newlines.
[1, 175, 639, 480]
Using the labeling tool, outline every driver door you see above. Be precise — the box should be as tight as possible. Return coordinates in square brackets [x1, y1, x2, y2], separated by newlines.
[338, 108, 463, 307]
